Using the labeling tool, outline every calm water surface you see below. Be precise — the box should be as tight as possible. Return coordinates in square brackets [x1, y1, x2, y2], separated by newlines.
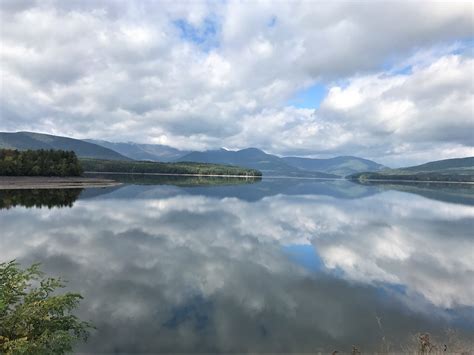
[1, 176, 473, 353]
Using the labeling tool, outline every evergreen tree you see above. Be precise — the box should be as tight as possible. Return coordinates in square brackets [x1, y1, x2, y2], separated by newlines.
[0, 149, 83, 177]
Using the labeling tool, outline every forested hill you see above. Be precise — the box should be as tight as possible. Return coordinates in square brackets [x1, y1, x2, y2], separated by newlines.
[349, 157, 474, 182]
[400, 157, 474, 172]
[0, 132, 129, 161]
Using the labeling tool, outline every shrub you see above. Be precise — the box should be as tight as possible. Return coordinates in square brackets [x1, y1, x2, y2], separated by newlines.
[0, 261, 92, 354]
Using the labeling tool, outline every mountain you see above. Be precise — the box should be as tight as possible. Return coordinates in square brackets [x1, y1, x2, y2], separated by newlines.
[400, 157, 474, 173]
[0, 132, 130, 161]
[85, 140, 189, 162]
[282, 156, 386, 176]
[350, 157, 474, 182]
[177, 148, 338, 178]
[176, 148, 385, 177]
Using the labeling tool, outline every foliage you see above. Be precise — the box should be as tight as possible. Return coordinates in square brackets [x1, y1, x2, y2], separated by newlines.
[80, 158, 262, 176]
[0, 261, 92, 354]
[0, 150, 83, 177]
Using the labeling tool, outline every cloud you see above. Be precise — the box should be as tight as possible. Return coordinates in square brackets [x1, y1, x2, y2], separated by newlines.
[225, 54, 473, 165]
[0, 0, 472, 163]
[314, 54, 474, 165]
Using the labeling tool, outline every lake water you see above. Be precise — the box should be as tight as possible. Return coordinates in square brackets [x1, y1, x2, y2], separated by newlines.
[1, 176, 473, 353]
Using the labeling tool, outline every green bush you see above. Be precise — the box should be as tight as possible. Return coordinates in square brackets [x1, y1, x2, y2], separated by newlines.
[0, 261, 92, 354]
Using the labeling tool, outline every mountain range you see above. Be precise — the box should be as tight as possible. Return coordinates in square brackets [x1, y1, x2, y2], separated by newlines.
[175, 148, 336, 177]
[9, 131, 464, 178]
[88, 140, 387, 177]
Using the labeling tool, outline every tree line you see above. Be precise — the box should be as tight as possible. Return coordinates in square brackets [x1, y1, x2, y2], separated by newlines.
[80, 158, 262, 176]
[349, 171, 474, 182]
[0, 149, 83, 176]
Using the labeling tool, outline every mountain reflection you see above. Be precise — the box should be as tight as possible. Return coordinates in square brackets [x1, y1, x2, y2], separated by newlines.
[82, 175, 474, 206]
[1, 180, 473, 353]
[352, 180, 474, 206]
[86, 173, 262, 186]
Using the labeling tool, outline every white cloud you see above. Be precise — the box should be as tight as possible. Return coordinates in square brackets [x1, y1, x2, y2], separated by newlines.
[0, 0, 472, 164]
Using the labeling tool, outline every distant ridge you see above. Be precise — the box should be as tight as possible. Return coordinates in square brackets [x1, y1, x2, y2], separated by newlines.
[176, 148, 387, 177]
[177, 148, 339, 178]
[0, 132, 130, 161]
[85, 139, 189, 162]
[82, 139, 386, 177]
[282, 155, 386, 176]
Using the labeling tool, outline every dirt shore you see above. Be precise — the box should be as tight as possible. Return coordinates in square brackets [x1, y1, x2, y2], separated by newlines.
[0, 176, 121, 190]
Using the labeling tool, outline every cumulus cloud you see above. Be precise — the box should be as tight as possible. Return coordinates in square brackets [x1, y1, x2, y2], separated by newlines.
[0, 0, 472, 163]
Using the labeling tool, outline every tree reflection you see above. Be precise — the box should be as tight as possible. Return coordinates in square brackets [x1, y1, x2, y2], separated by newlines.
[0, 189, 82, 210]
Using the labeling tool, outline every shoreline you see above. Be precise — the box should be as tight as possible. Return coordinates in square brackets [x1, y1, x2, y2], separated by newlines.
[88, 172, 474, 184]
[0, 176, 122, 190]
[84, 171, 262, 178]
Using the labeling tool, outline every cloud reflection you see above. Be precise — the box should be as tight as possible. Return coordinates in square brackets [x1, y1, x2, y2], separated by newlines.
[0, 182, 473, 352]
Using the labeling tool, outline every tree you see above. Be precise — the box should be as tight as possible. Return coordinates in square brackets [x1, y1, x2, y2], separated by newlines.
[0, 149, 83, 177]
[0, 261, 92, 354]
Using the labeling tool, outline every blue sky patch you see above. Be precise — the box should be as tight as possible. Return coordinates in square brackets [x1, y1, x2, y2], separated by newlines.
[283, 244, 323, 272]
[174, 17, 219, 51]
[383, 38, 474, 76]
[389, 65, 413, 75]
[451, 38, 474, 56]
[287, 83, 327, 109]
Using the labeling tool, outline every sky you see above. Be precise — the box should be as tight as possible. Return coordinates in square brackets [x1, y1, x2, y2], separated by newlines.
[0, 0, 473, 166]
